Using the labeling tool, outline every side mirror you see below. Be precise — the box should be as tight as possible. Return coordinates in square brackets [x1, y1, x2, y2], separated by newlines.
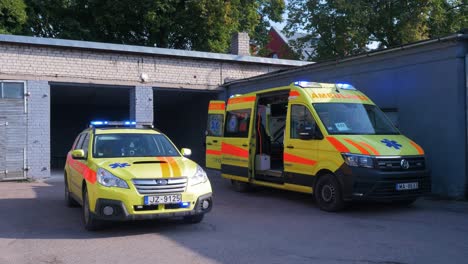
[71, 149, 85, 160]
[181, 148, 192, 158]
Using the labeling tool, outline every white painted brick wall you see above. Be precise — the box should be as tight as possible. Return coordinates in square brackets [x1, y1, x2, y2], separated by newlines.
[130, 86, 154, 123]
[0, 43, 287, 88]
[26, 80, 50, 179]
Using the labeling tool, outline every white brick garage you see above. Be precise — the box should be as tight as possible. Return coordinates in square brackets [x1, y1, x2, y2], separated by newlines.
[0, 34, 307, 179]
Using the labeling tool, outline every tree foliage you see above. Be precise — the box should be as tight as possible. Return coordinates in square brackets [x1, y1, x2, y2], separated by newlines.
[285, 0, 467, 61]
[19, 0, 284, 53]
[0, 0, 27, 34]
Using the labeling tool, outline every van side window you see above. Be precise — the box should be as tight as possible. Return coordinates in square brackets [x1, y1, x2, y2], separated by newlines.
[290, 105, 316, 139]
[224, 109, 251, 138]
[207, 114, 224, 137]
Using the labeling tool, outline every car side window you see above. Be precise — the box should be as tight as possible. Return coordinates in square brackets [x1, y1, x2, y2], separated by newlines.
[74, 134, 85, 150]
[290, 105, 316, 139]
[81, 133, 90, 157]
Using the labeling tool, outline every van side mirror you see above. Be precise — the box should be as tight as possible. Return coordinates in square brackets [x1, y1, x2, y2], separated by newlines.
[71, 149, 85, 160]
[298, 124, 323, 140]
[181, 148, 192, 158]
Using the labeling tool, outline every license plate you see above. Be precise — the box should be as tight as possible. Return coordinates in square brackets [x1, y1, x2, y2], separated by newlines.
[396, 182, 419, 191]
[144, 194, 182, 205]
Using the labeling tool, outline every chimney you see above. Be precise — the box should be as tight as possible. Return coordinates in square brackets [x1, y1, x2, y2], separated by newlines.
[230, 32, 250, 56]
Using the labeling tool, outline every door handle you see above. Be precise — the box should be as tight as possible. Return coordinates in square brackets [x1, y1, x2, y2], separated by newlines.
[213, 140, 218, 143]
[286, 145, 294, 149]
[207, 143, 213, 146]
[242, 144, 248, 147]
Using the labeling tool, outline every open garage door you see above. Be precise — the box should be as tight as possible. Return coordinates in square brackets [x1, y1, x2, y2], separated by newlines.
[50, 84, 131, 169]
[154, 88, 220, 166]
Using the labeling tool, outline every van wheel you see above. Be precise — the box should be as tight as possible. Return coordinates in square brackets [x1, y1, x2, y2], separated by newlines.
[64, 173, 78, 207]
[231, 180, 251, 192]
[314, 173, 345, 212]
[82, 187, 103, 231]
[183, 214, 204, 224]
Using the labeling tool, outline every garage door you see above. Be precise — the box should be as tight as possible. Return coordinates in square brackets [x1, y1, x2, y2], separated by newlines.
[0, 82, 27, 181]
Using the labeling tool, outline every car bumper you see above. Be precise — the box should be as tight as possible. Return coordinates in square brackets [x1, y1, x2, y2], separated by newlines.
[335, 164, 431, 201]
[92, 193, 213, 221]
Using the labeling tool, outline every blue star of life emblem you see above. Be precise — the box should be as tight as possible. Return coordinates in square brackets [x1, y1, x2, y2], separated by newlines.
[109, 163, 130, 169]
[381, 139, 402, 150]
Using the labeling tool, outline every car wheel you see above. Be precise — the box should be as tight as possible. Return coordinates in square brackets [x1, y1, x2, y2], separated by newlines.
[314, 173, 345, 212]
[231, 180, 251, 192]
[82, 187, 103, 231]
[64, 173, 79, 207]
[183, 214, 204, 224]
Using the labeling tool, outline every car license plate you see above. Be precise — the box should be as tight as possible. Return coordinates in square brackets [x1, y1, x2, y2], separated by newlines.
[396, 182, 419, 191]
[144, 194, 182, 205]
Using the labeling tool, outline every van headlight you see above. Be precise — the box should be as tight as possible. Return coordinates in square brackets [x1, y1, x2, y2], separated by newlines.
[97, 168, 129, 188]
[190, 165, 208, 186]
[342, 154, 374, 168]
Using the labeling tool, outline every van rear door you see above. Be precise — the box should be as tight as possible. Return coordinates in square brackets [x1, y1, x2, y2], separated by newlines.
[221, 95, 256, 181]
[205, 101, 225, 170]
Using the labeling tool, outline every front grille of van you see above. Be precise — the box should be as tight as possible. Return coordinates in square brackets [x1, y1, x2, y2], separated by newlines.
[132, 178, 187, 195]
[375, 156, 425, 171]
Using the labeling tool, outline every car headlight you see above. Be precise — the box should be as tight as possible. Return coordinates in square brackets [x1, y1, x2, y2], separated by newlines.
[342, 154, 374, 168]
[190, 165, 208, 186]
[97, 168, 129, 188]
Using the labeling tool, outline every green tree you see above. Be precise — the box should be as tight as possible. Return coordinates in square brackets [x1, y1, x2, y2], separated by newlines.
[285, 0, 467, 61]
[0, 0, 27, 34]
[22, 0, 285, 54]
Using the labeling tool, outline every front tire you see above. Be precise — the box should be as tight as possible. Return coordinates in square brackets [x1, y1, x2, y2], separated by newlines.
[314, 173, 345, 212]
[82, 187, 103, 231]
[183, 214, 204, 224]
[64, 173, 79, 207]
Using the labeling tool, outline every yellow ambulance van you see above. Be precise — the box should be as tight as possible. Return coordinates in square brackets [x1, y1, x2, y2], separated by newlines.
[205, 81, 430, 211]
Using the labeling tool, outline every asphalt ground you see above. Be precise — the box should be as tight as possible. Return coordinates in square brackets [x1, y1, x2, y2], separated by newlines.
[0, 170, 467, 264]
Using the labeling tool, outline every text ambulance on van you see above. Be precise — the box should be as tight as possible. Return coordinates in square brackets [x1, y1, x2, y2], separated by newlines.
[205, 81, 430, 211]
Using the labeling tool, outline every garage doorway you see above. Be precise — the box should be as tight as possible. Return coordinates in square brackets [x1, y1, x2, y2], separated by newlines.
[154, 88, 220, 165]
[50, 84, 131, 169]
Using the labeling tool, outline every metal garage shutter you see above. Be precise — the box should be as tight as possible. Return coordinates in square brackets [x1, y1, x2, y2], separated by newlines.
[0, 82, 27, 181]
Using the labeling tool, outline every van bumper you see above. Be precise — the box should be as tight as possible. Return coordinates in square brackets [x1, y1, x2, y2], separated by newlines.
[335, 165, 431, 201]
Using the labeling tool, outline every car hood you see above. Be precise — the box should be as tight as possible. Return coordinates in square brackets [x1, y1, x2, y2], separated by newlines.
[329, 135, 424, 156]
[94, 156, 198, 180]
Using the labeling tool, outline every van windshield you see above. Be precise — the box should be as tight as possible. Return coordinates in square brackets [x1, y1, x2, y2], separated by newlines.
[313, 103, 399, 135]
[93, 133, 179, 158]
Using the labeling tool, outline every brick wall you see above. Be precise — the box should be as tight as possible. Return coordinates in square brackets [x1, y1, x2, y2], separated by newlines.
[130, 86, 154, 123]
[0, 43, 283, 89]
[26, 80, 50, 179]
[230, 32, 250, 56]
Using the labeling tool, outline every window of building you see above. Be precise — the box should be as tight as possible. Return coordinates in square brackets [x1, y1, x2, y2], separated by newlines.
[1, 82, 25, 99]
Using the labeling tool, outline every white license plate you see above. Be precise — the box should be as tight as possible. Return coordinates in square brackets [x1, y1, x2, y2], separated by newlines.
[396, 182, 419, 191]
[144, 194, 182, 205]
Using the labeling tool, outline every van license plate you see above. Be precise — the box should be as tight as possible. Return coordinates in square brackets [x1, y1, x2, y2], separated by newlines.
[396, 182, 418, 191]
[144, 194, 182, 205]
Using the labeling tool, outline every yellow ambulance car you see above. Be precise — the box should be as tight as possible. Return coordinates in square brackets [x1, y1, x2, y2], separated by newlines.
[206, 81, 430, 211]
[65, 121, 212, 230]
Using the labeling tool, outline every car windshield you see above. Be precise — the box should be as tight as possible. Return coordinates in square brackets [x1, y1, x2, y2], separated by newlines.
[93, 133, 179, 158]
[313, 103, 399, 135]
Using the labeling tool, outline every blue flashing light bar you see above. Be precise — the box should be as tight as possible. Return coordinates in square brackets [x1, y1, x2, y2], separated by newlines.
[293, 81, 321, 88]
[89, 120, 138, 128]
[335, 83, 356, 90]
